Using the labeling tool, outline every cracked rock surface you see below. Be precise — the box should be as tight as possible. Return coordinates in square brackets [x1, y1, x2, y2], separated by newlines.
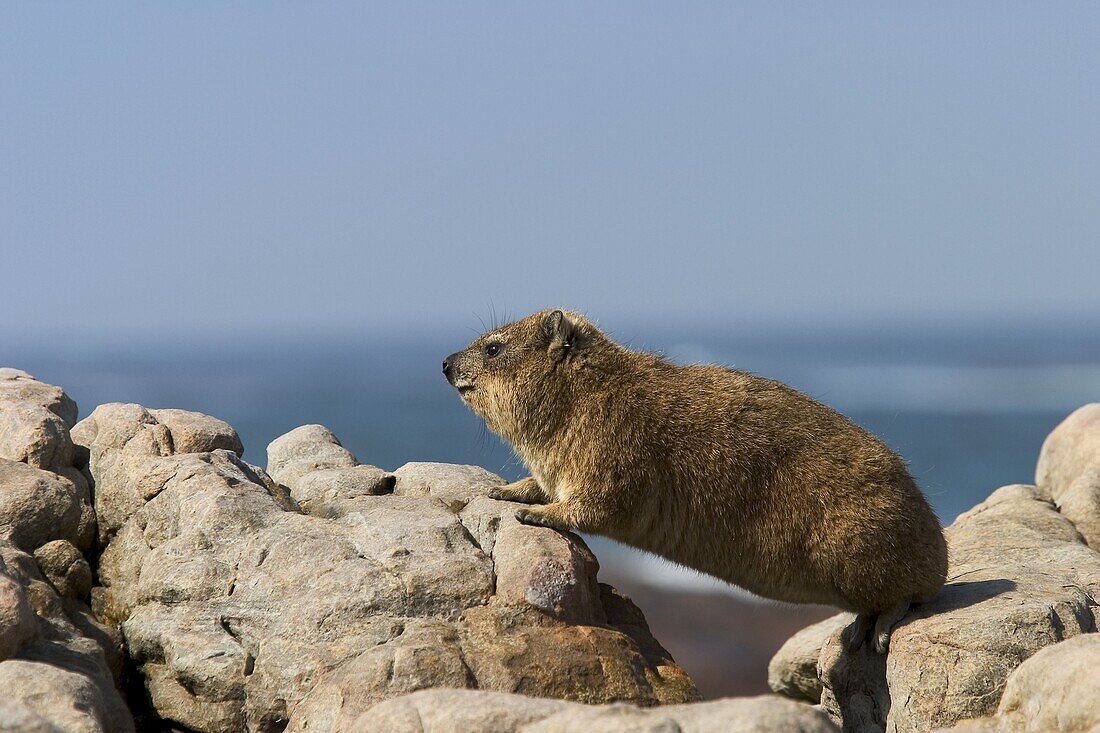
[76, 403, 699, 732]
[938, 633, 1100, 732]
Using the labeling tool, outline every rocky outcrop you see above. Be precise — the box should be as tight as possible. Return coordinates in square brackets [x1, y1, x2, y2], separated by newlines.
[0, 368, 77, 471]
[0, 369, 96, 553]
[348, 689, 840, 733]
[0, 370, 133, 732]
[6, 367, 1097, 733]
[770, 411, 1100, 733]
[76, 403, 699, 732]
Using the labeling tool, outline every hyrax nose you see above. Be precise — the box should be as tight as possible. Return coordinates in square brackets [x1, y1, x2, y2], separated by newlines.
[443, 352, 460, 383]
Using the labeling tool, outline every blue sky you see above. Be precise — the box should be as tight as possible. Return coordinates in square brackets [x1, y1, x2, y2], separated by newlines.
[3, 3, 1098, 342]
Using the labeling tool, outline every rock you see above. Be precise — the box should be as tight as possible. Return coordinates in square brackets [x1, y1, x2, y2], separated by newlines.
[951, 633, 1100, 732]
[393, 462, 505, 512]
[0, 369, 78, 427]
[0, 538, 133, 733]
[148, 408, 244, 456]
[0, 701, 68, 733]
[0, 402, 74, 471]
[348, 689, 840, 733]
[69, 403, 174, 545]
[768, 614, 853, 704]
[347, 689, 564, 733]
[0, 570, 37, 661]
[525, 695, 841, 733]
[265, 424, 357, 488]
[290, 465, 394, 515]
[493, 519, 604, 624]
[988, 634, 1100, 732]
[0, 372, 135, 732]
[34, 540, 94, 599]
[1036, 403, 1100, 546]
[78, 410, 699, 732]
[775, 481, 1100, 733]
[243, 461, 301, 513]
[0, 659, 129, 733]
[0, 456, 95, 554]
[0, 370, 78, 471]
[878, 482, 1099, 732]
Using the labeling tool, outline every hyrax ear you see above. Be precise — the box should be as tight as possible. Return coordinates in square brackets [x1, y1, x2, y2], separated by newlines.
[543, 310, 578, 361]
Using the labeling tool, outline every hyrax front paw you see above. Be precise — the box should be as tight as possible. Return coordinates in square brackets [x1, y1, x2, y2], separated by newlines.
[514, 507, 571, 531]
[489, 478, 542, 503]
[488, 486, 526, 502]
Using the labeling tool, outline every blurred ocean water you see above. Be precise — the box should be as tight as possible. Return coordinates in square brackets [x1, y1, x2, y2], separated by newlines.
[12, 324, 1098, 595]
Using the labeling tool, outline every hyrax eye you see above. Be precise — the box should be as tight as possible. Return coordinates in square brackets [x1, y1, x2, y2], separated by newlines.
[484, 343, 504, 358]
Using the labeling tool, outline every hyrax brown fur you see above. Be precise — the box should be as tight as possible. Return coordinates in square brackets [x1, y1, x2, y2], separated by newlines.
[443, 310, 947, 652]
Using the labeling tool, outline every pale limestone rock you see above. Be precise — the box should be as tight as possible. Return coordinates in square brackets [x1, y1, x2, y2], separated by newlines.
[0, 657, 129, 733]
[937, 634, 1100, 732]
[392, 461, 505, 511]
[149, 408, 244, 456]
[0, 369, 78, 426]
[0, 569, 37, 662]
[265, 424, 357, 488]
[1036, 403, 1100, 546]
[492, 518, 604, 624]
[0, 542, 131, 733]
[814, 483, 1100, 733]
[0, 370, 79, 471]
[33, 539, 93, 599]
[77, 409, 698, 733]
[0, 402, 73, 470]
[0, 459, 94, 552]
[768, 613, 853, 703]
[0, 372, 134, 732]
[290, 464, 394, 516]
[348, 690, 839, 733]
[0, 701, 68, 733]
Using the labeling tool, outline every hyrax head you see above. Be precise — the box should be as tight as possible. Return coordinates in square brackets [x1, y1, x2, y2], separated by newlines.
[442, 309, 602, 438]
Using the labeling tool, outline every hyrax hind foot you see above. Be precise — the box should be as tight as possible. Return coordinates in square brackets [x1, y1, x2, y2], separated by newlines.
[489, 477, 546, 504]
[846, 600, 913, 654]
[846, 614, 874, 652]
[872, 599, 912, 654]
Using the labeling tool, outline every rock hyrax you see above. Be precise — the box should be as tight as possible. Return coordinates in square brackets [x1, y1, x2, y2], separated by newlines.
[443, 310, 947, 652]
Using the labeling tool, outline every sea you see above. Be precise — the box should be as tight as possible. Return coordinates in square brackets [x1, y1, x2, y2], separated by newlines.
[10, 322, 1100, 596]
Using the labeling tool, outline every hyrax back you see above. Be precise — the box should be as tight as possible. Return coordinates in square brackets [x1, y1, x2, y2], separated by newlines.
[443, 310, 948, 650]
